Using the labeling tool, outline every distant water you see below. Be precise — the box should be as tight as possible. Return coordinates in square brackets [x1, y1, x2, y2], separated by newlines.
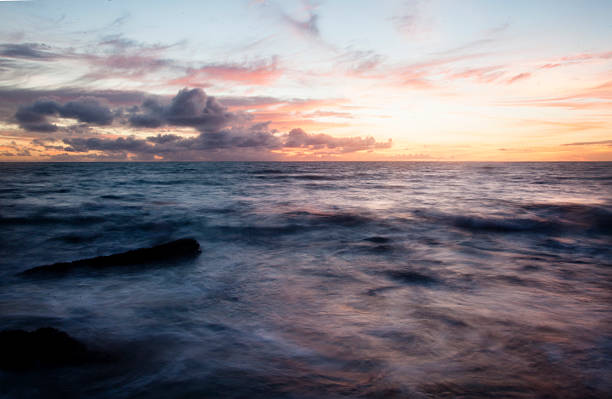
[1, 162, 611, 398]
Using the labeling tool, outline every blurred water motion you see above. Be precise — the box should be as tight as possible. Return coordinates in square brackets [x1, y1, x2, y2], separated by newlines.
[1, 162, 611, 398]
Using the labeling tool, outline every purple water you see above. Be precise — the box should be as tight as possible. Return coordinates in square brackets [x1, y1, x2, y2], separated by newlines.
[1, 162, 611, 398]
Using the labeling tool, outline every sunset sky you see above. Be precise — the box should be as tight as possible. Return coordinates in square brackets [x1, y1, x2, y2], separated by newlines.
[0, 0, 610, 161]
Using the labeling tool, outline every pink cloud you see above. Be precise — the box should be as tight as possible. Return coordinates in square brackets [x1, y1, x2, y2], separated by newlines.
[242, 98, 353, 130]
[168, 58, 282, 87]
[507, 72, 531, 84]
[502, 80, 612, 109]
[449, 65, 505, 83]
[538, 50, 612, 69]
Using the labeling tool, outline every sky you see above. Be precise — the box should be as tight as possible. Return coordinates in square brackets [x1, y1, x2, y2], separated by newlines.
[0, 0, 610, 161]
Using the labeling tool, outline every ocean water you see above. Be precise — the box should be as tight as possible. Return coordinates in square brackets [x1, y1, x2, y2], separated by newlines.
[0, 162, 611, 398]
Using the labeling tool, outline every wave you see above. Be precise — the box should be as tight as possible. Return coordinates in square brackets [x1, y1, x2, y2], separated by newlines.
[414, 202, 612, 234]
[207, 212, 374, 241]
[283, 210, 374, 227]
[1, 162, 611, 398]
[0, 214, 108, 226]
[249, 168, 286, 174]
[253, 173, 346, 181]
[364, 236, 391, 244]
[413, 209, 552, 233]
[451, 215, 552, 232]
[210, 224, 304, 240]
[385, 270, 439, 285]
[523, 203, 612, 234]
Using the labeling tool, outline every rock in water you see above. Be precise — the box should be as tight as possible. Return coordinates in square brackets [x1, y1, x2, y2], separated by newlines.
[19, 238, 201, 276]
[0, 327, 90, 371]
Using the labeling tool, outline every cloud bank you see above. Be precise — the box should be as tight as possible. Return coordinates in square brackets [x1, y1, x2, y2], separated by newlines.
[128, 88, 238, 132]
[15, 97, 113, 132]
[12, 88, 392, 160]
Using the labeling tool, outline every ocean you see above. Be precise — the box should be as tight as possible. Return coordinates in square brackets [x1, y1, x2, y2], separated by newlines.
[0, 162, 611, 398]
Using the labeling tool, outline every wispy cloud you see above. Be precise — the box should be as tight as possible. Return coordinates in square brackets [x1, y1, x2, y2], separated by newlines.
[503, 80, 612, 110]
[281, 0, 320, 38]
[507, 72, 531, 84]
[0, 43, 57, 60]
[563, 139, 612, 146]
[435, 23, 510, 56]
[449, 65, 505, 83]
[168, 57, 282, 87]
[282, 10, 319, 38]
[538, 50, 612, 69]
[391, 0, 432, 38]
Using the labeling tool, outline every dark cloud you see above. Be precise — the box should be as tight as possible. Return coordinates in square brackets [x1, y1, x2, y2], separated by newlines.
[196, 125, 281, 150]
[15, 97, 113, 131]
[146, 134, 182, 144]
[11, 88, 239, 133]
[0, 88, 147, 108]
[16, 121, 58, 133]
[129, 88, 239, 132]
[30, 138, 66, 151]
[218, 96, 281, 107]
[58, 124, 390, 160]
[142, 124, 281, 153]
[63, 136, 153, 153]
[0, 88, 147, 132]
[0, 43, 56, 60]
[6, 87, 392, 160]
[14, 100, 60, 132]
[284, 128, 392, 152]
[129, 113, 164, 128]
[22, 100, 61, 117]
[48, 152, 130, 162]
[60, 98, 114, 124]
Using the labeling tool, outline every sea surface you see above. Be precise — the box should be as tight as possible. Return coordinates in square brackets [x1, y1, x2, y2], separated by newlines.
[0, 162, 611, 398]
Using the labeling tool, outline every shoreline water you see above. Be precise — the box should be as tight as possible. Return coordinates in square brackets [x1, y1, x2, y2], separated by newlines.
[1, 162, 610, 398]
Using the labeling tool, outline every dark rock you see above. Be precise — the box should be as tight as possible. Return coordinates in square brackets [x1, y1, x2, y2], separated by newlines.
[0, 327, 91, 371]
[19, 238, 201, 276]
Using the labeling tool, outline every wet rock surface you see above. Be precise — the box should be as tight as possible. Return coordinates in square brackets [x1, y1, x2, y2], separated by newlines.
[19, 238, 201, 276]
[0, 327, 94, 371]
